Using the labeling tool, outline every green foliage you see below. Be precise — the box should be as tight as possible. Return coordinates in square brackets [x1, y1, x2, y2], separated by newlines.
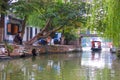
[63, 28, 80, 41]
[87, 0, 107, 32]
[4, 42, 14, 53]
[104, 0, 120, 46]
[64, 32, 78, 41]
[8, 0, 88, 43]
[27, 1, 87, 29]
[7, 45, 14, 52]
[10, 0, 41, 19]
[0, 0, 9, 14]
[87, 0, 120, 47]
[0, 0, 2, 13]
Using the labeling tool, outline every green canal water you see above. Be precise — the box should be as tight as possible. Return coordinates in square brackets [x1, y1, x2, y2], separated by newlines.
[0, 50, 120, 80]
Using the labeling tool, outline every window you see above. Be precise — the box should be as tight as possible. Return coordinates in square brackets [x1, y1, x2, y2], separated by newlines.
[7, 23, 19, 35]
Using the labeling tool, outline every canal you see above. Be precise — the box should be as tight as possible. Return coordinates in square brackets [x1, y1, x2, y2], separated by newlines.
[0, 48, 120, 80]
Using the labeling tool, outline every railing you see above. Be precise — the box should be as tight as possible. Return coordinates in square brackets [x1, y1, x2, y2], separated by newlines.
[80, 34, 99, 37]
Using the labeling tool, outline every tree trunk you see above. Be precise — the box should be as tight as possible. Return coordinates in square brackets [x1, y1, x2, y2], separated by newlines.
[25, 17, 63, 45]
[21, 16, 27, 38]
[26, 19, 51, 45]
[26, 31, 49, 45]
[26, 26, 63, 45]
[0, 14, 5, 42]
[7, 50, 11, 56]
[0, 0, 8, 42]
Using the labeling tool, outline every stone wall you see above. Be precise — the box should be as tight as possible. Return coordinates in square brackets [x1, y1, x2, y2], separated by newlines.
[9, 45, 82, 57]
[24, 45, 82, 53]
[0, 43, 83, 57]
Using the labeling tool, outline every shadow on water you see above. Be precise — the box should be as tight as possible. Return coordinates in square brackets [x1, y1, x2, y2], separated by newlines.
[32, 56, 36, 62]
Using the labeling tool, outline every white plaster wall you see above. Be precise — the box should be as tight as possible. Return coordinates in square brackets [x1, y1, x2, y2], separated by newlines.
[4, 18, 40, 42]
[23, 27, 27, 41]
[4, 16, 14, 42]
[32, 27, 35, 38]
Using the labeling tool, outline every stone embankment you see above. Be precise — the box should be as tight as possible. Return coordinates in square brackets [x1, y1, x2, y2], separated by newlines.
[0, 44, 82, 58]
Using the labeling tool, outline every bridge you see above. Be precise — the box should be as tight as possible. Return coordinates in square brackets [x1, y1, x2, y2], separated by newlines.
[80, 34, 99, 37]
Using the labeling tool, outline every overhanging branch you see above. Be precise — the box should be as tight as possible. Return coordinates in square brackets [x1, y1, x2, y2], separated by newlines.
[41, 18, 51, 33]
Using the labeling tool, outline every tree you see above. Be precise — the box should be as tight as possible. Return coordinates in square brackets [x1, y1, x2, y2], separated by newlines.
[104, 0, 120, 46]
[87, 0, 120, 46]
[10, 0, 61, 38]
[0, 0, 51, 42]
[0, 0, 31, 41]
[26, 1, 87, 44]
[10, 0, 42, 37]
[0, 0, 9, 42]
[86, 0, 106, 33]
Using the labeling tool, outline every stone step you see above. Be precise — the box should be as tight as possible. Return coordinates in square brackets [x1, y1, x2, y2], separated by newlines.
[0, 54, 6, 57]
[0, 55, 12, 60]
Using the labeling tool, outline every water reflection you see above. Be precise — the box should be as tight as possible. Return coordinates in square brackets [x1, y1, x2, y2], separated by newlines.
[0, 50, 119, 80]
[81, 51, 106, 69]
[91, 51, 101, 60]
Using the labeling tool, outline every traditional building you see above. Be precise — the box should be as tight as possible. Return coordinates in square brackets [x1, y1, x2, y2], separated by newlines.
[3, 15, 40, 43]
